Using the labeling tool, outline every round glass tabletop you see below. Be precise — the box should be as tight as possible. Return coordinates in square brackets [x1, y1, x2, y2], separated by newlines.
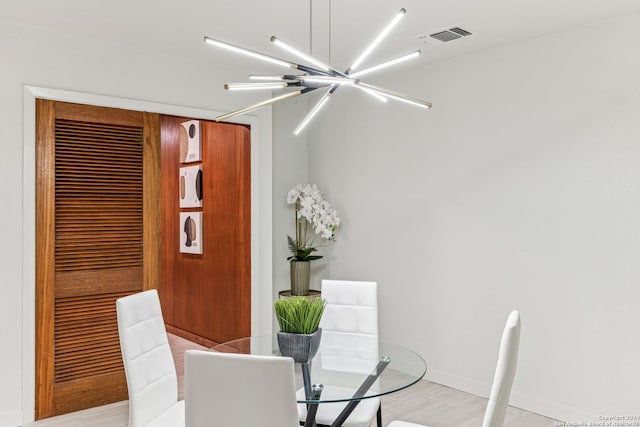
[211, 332, 427, 404]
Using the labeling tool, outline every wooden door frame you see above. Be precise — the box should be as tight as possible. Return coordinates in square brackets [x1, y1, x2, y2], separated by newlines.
[22, 85, 272, 424]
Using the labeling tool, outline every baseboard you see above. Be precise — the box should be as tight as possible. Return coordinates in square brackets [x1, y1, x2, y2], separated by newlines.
[0, 409, 22, 427]
[509, 389, 598, 424]
[165, 324, 219, 348]
[425, 368, 595, 423]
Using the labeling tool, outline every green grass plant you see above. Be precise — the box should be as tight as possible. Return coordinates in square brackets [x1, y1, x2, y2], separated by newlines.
[274, 296, 326, 334]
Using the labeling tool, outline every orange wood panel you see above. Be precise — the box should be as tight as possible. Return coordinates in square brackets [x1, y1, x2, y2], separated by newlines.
[55, 268, 142, 298]
[159, 117, 179, 326]
[53, 371, 127, 415]
[53, 101, 142, 126]
[143, 113, 162, 291]
[160, 116, 251, 344]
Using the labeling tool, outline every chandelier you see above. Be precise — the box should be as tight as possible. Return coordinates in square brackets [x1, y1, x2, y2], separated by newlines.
[204, 7, 431, 135]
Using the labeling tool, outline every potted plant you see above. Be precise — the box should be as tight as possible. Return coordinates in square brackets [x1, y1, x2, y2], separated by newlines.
[287, 184, 340, 295]
[274, 296, 326, 363]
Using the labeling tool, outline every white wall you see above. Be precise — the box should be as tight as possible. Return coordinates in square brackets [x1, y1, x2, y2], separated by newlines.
[0, 20, 281, 426]
[272, 97, 309, 325]
[272, 89, 338, 301]
[307, 13, 640, 421]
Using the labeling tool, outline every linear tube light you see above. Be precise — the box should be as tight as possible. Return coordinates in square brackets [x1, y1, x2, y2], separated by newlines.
[349, 50, 421, 78]
[300, 76, 358, 85]
[224, 82, 288, 91]
[204, 36, 297, 69]
[347, 8, 406, 73]
[358, 82, 431, 109]
[248, 74, 285, 81]
[293, 89, 332, 135]
[353, 84, 388, 102]
[216, 90, 303, 122]
[271, 36, 336, 74]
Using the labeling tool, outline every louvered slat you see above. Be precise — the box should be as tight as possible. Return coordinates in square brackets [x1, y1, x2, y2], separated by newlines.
[54, 291, 132, 383]
[54, 119, 143, 273]
[53, 118, 143, 381]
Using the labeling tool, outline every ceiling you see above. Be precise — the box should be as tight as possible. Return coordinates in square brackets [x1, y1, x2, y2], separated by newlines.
[4, 0, 640, 75]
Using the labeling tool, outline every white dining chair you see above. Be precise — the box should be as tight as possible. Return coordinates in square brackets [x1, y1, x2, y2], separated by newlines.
[116, 289, 185, 427]
[184, 350, 300, 427]
[388, 310, 521, 427]
[297, 279, 381, 427]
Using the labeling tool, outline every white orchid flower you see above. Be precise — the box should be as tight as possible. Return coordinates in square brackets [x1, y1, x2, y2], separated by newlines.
[287, 183, 340, 261]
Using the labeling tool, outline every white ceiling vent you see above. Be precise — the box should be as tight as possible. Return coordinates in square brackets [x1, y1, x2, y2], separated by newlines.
[424, 27, 472, 42]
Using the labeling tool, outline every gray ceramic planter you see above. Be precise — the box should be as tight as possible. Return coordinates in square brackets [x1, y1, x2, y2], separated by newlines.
[277, 327, 322, 364]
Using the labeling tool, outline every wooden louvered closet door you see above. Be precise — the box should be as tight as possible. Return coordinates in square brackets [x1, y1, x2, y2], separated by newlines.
[35, 100, 161, 418]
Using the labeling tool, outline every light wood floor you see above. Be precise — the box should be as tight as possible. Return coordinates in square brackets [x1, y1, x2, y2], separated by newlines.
[24, 334, 556, 427]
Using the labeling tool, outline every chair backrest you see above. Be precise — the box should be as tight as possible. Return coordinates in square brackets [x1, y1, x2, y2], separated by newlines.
[482, 310, 521, 427]
[313, 280, 379, 384]
[116, 290, 178, 427]
[184, 350, 299, 427]
[320, 279, 378, 338]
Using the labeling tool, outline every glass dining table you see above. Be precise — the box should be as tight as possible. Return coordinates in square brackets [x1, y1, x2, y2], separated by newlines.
[211, 332, 427, 427]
